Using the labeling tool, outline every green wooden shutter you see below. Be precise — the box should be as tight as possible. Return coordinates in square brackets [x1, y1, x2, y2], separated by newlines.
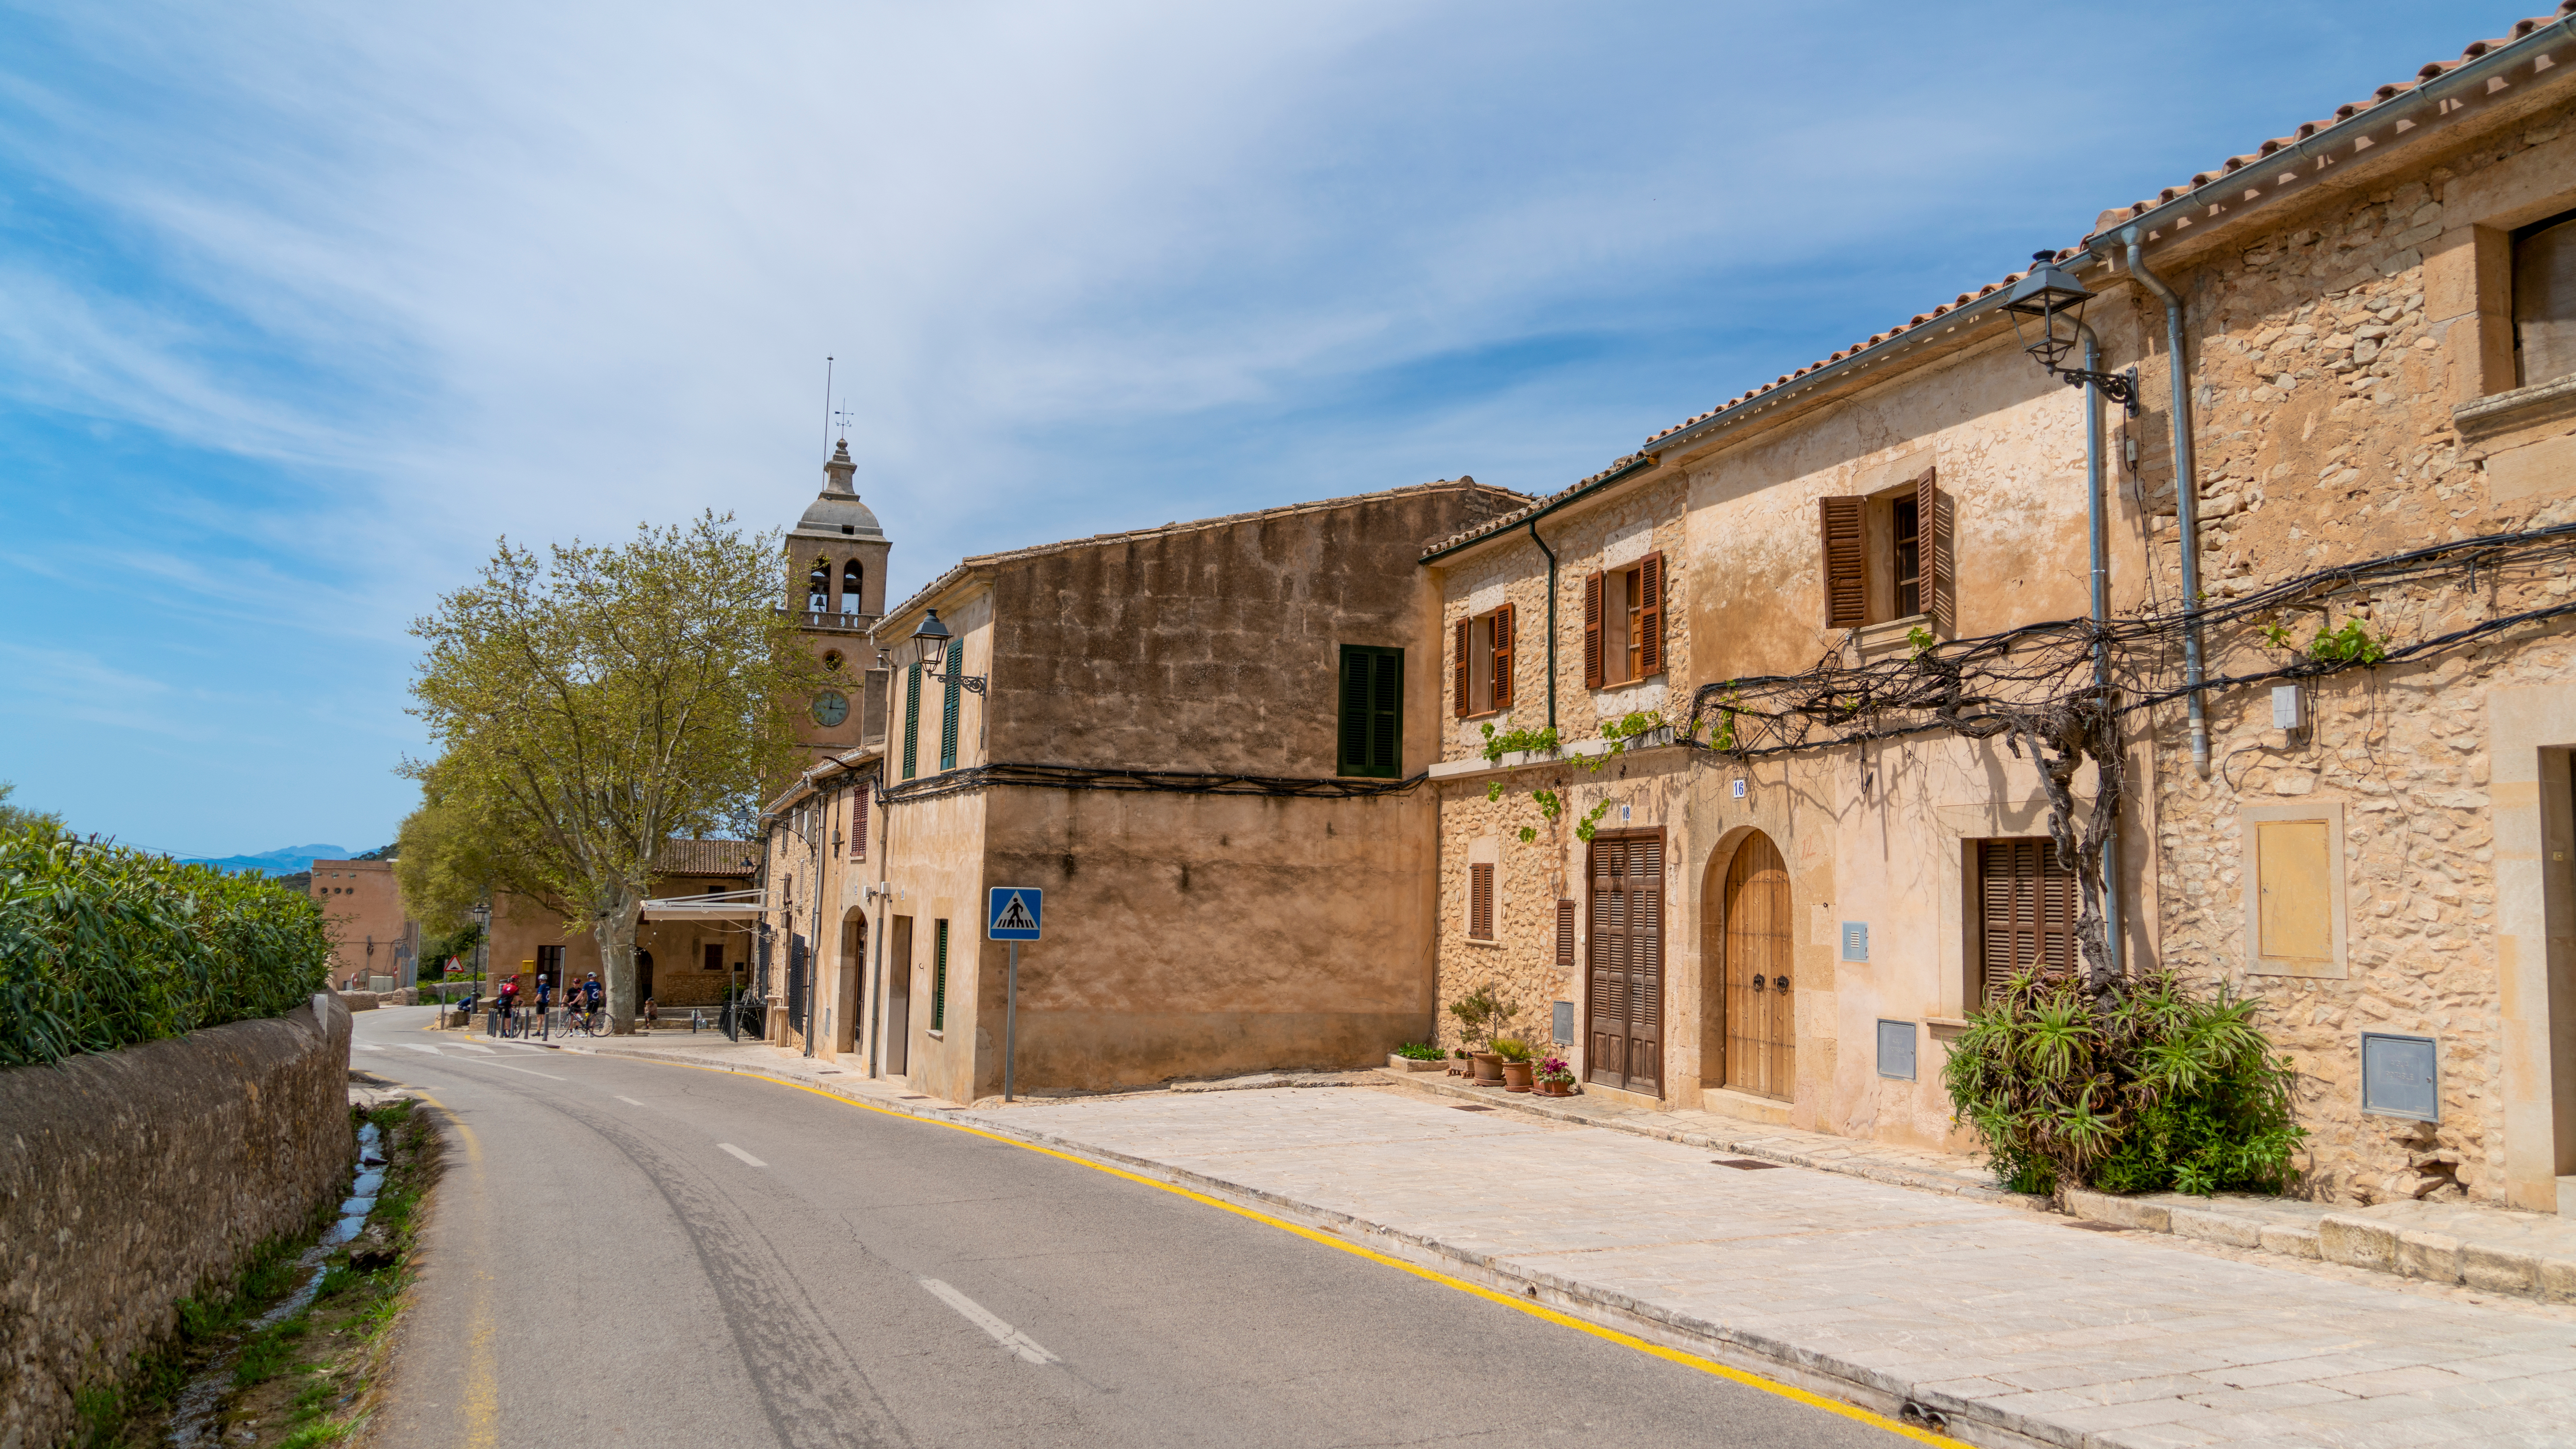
[930, 918, 949, 1030]
[940, 640, 963, 771]
[1336, 645, 1402, 778]
[902, 663, 921, 781]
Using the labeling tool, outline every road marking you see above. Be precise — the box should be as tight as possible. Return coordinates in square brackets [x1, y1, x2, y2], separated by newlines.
[616, 1096, 646, 1106]
[918, 1279, 1060, 1365]
[408, 1092, 499, 1449]
[718, 1143, 767, 1167]
[648, 1061, 1968, 1448]
[405, 1044, 444, 1055]
[456, 1043, 497, 1054]
[355, 1042, 385, 1052]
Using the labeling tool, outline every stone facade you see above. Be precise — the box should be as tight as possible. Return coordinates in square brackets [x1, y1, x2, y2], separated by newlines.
[0, 997, 353, 1449]
[1423, 30, 2576, 1213]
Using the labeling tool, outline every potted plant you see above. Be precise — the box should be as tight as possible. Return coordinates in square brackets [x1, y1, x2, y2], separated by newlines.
[1448, 987, 1510, 1085]
[1494, 1038, 1535, 1092]
[1536, 1056, 1577, 1097]
[1390, 1042, 1446, 1072]
[1449, 1047, 1471, 1076]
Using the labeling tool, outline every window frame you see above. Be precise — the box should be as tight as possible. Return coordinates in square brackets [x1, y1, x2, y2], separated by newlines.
[1467, 860, 1496, 942]
[1967, 836, 2078, 1005]
[930, 918, 950, 1032]
[901, 662, 921, 781]
[1581, 554, 1664, 689]
[1452, 606, 1515, 718]
[939, 639, 963, 772]
[2512, 204, 2576, 390]
[2242, 800, 2350, 979]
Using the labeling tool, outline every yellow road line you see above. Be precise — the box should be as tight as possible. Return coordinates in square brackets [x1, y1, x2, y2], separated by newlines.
[640, 1058, 1966, 1447]
[409, 1091, 499, 1449]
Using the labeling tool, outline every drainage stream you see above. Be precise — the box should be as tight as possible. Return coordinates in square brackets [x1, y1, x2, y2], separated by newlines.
[164, 1122, 388, 1448]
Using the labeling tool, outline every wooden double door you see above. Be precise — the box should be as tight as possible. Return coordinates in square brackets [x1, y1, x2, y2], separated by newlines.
[1586, 830, 1663, 1096]
[1715, 831, 1795, 1100]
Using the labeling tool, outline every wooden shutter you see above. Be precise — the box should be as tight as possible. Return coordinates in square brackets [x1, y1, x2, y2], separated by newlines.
[1916, 470, 1954, 636]
[1977, 839, 2077, 1001]
[1453, 617, 1472, 717]
[1469, 862, 1495, 939]
[1491, 604, 1514, 709]
[1819, 496, 1866, 628]
[1555, 899, 1576, 967]
[1582, 573, 1605, 688]
[901, 664, 921, 781]
[849, 781, 868, 860]
[1368, 648, 1401, 773]
[1636, 553, 1665, 677]
[941, 642, 963, 766]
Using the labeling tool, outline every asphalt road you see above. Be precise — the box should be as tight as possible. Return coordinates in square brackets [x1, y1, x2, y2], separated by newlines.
[355, 1006, 1909, 1449]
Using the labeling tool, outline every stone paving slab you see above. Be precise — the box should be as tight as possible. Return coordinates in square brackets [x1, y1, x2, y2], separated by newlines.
[953, 1087, 2576, 1449]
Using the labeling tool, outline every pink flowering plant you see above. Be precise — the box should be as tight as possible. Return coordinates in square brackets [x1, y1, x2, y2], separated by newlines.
[1537, 1056, 1575, 1085]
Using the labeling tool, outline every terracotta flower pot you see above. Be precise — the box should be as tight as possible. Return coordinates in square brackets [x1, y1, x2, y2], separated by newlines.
[1501, 1061, 1535, 1092]
[1471, 1052, 1504, 1084]
[1538, 1079, 1574, 1097]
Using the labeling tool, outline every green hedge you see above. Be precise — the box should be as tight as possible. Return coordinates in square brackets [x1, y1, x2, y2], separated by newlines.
[0, 826, 332, 1068]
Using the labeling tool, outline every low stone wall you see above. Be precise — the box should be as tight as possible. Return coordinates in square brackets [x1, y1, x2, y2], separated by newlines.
[0, 996, 353, 1449]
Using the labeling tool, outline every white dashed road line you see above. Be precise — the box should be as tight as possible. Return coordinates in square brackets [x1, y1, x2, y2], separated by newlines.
[455, 1043, 497, 1054]
[719, 1143, 767, 1167]
[616, 1096, 646, 1106]
[405, 1044, 445, 1055]
[919, 1279, 1060, 1365]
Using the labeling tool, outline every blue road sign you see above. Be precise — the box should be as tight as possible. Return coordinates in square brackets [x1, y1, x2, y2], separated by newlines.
[988, 887, 1043, 941]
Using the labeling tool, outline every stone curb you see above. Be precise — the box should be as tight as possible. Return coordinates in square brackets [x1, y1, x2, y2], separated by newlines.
[1381, 1069, 2052, 1212]
[576, 1045, 2061, 1446]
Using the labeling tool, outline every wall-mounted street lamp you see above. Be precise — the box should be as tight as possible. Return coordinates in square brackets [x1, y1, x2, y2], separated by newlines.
[904, 609, 986, 695]
[2000, 251, 2137, 412]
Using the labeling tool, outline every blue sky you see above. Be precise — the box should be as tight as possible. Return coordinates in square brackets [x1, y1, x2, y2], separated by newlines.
[0, 0, 2505, 856]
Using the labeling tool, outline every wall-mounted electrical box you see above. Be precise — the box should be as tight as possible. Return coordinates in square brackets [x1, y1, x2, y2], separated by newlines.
[2272, 683, 2306, 731]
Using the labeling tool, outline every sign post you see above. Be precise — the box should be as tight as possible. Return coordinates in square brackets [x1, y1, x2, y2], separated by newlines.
[987, 887, 1043, 1102]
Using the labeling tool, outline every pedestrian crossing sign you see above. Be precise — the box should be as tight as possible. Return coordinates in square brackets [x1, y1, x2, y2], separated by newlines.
[988, 887, 1043, 941]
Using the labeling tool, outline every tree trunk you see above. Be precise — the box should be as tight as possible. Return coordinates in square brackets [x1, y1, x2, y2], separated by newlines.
[601, 891, 645, 1034]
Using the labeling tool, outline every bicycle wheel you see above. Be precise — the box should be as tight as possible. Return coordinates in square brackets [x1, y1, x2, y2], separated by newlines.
[585, 1011, 607, 1037]
[501, 1012, 520, 1040]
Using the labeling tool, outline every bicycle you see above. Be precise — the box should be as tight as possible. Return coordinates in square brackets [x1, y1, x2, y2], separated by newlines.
[497, 1004, 524, 1039]
[567, 1005, 607, 1037]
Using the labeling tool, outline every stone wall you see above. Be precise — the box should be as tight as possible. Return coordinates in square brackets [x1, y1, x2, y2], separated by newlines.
[0, 997, 354, 1449]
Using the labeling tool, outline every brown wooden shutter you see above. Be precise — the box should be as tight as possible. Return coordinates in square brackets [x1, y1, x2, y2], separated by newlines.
[1469, 862, 1495, 939]
[1916, 469, 1954, 636]
[1555, 899, 1575, 967]
[1582, 573, 1605, 688]
[1453, 617, 1471, 717]
[850, 782, 868, 860]
[1490, 604, 1514, 710]
[1819, 496, 1866, 628]
[1977, 838, 2077, 1001]
[1636, 552, 1665, 677]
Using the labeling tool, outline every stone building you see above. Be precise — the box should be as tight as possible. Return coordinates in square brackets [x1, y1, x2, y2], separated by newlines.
[480, 840, 759, 1009]
[1423, 9, 2576, 1215]
[752, 479, 1527, 1102]
[309, 858, 418, 991]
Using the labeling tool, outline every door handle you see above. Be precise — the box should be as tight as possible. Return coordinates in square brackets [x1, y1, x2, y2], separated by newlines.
[1774, 975, 1791, 991]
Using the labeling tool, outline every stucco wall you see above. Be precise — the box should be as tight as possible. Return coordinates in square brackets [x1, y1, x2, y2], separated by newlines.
[0, 999, 353, 1449]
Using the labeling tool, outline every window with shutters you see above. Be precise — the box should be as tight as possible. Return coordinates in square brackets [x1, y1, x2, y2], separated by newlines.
[1581, 552, 1664, 689]
[1818, 470, 1953, 636]
[1467, 862, 1496, 941]
[939, 640, 963, 771]
[1337, 644, 1404, 778]
[2515, 207, 2576, 388]
[1555, 899, 1576, 969]
[901, 663, 921, 781]
[930, 918, 949, 1031]
[848, 781, 868, 860]
[1971, 838, 2077, 1003]
[1451, 605, 1516, 717]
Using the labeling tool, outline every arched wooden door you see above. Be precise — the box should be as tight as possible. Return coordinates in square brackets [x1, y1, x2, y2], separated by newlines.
[1722, 832, 1794, 1101]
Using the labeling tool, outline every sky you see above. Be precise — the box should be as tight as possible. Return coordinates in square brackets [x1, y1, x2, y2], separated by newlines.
[0, 0, 2508, 857]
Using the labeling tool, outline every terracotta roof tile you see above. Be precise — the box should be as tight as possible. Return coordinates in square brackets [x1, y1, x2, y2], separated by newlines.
[1420, 5, 2576, 563]
[656, 839, 758, 877]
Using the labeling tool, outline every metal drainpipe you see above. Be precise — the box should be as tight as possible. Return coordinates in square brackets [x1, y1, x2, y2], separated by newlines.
[1528, 518, 1559, 730]
[805, 794, 824, 1057]
[2117, 228, 2211, 779]
[2075, 320, 2127, 981]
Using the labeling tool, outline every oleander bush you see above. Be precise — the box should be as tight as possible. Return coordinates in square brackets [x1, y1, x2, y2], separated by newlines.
[0, 824, 332, 1067]
[1941, 966, 2306, 1199]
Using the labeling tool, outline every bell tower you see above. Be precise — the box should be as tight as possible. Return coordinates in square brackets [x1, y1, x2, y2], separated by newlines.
[785, 438, 893, 762]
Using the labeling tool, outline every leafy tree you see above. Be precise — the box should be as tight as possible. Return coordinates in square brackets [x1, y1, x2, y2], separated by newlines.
[0, 781, 63, 835]
[405, 513, 820, 1031]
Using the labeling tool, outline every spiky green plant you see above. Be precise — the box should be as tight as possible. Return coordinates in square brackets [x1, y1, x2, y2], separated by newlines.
[1942, 966, 2304, 1198]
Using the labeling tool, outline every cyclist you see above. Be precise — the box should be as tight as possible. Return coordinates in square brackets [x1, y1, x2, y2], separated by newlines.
[496, 975, 519, 1031]
[581, 972, 604, 1027]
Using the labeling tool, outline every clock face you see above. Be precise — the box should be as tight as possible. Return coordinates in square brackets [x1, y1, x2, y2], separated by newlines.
[811, 690, 849, 727]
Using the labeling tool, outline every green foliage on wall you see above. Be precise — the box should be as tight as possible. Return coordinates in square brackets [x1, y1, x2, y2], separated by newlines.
[0, 824, 332, 1067]
[1941, 967, 2306, 1198]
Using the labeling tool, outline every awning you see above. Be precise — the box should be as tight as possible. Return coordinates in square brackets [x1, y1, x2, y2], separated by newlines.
[640, 889, 764, 923]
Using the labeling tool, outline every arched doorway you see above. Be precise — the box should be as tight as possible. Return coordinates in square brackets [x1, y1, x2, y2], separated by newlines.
[635, 949, 656, 1006]
[1718, 832, 1793, 1101]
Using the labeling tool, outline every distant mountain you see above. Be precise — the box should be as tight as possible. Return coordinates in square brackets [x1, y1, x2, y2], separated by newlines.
[179, 844, 352, 876]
